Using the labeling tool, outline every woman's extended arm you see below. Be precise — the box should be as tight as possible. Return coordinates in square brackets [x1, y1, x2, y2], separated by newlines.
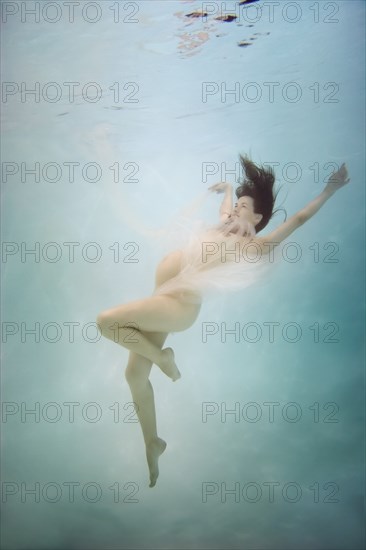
[208, 182, 233, 221]
[257, 163, 350, 250]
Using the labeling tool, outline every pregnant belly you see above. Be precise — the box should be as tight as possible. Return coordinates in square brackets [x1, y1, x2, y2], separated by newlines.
[154, 250, 183, 287]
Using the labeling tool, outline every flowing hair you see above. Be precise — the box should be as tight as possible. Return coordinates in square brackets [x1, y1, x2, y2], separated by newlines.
[235, 154, 285, 233]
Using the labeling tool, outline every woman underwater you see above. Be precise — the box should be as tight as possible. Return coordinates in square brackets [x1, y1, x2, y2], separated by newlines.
[96, 154, 350, 488]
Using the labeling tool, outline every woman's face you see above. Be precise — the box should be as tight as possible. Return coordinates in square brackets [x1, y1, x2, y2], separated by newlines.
[232, 196, 263, 228]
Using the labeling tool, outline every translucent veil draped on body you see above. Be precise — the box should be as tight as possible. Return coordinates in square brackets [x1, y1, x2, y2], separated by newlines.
[152, 215, 279, 304]
[121, 190, 279, 304]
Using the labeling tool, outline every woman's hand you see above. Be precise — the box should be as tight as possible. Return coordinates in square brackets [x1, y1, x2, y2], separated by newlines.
[324, 163, 350, 194]
[208, 182, 232, 194]
[209, 182, 233, 219]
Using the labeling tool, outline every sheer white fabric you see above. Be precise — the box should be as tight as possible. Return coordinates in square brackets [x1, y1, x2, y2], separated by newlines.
[153, 214, 278, 304]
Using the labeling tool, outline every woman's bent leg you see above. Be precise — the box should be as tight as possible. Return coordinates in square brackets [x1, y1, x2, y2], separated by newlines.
[97, 294, 201, 380]
[124, 331, 169, 488]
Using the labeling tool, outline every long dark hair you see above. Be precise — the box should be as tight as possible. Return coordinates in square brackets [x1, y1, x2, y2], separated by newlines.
[235, 154, 284, 233]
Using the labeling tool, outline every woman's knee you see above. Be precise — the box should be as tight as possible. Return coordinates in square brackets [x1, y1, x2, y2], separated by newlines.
[125, 362, 150, 386]
[96, 305, 133, 332]
[96, 310, 108, 332]
[96, 310, 118, 335]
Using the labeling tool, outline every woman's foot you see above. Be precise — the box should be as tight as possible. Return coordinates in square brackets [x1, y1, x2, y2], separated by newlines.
[158, 347, 181, 381]
[146, 437, 167, 488]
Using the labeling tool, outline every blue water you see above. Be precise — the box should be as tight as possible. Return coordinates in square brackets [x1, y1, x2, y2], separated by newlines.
[1, 1, 365, 549]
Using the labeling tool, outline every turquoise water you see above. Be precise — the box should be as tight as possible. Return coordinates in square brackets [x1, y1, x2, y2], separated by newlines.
[1, 1, 365, 549]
